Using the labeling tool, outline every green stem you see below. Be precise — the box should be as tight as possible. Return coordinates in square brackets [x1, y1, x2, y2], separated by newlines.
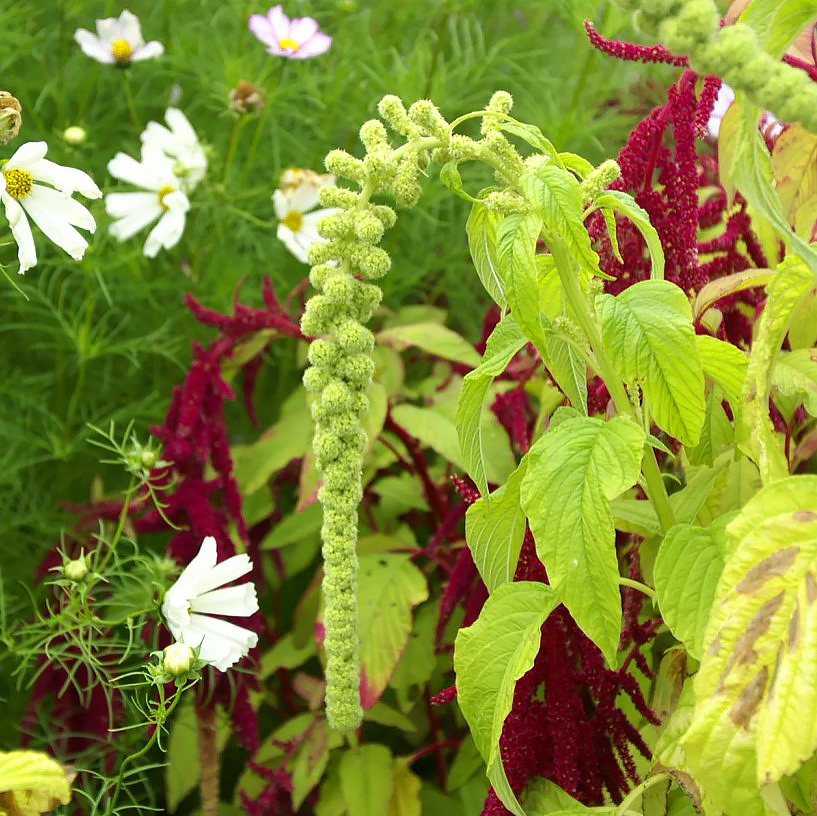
[241, 62, 287, 181]
[95, 481, 136, 576]
[550, 241, 675, 534]
[222, 116, 250, 183]
[122, 72, 140, 129]
[614, 773, 669, 816]
[618, 577, 656, 600]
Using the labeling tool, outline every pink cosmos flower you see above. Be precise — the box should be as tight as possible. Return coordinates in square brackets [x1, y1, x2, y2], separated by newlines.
[248, 5, 331, 60]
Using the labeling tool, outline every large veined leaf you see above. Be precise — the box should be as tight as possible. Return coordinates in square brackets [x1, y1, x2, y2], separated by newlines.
[497, 212, 546, 352]
[737, 0, 817, 58]
[291, 719, 343, 809]
[520, 415, 645, 663]
[770, 125, 817, 233]
[687, 386, 734, 467]
[738, 256, 814, 483]
[541, 323, 588, 414]
[467, 195, 506, 308]
[680, 476, 817, 814]
[596, 280, 705, 447]
[339, 744, 395, 816]
[696, 335, 748, 411]
[653, 517, 729, 659]
[357, 554, 428, 709]
[771, 347, 817, 419]
[454, 581, 559, 816]
[0, 752, 72, 815]
[377, 323, 480, 368]
[465, 458, 528, 592]
[456, 314, 527, 495]
[520, 164, 601, 276]
[590, 190, 665, 281]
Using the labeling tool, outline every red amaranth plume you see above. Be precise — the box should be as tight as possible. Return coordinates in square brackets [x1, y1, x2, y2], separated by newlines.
[584, 21, 688, 67]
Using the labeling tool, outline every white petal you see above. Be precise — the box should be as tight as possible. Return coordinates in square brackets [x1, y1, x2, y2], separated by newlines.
[289, 16, 319, 45]
[162, 190, 190, 213]
[288, 182, 320, 214]
[117, 10, 143, 48]
[21, 192, 89, 261]
[294, 33, 332, 59]
[248, 14, 276, 47]
[105, 191, 158, 218]
[95, 16, 119, 43]
[272, 189, 289, 220]
[277, 224, 309, 263]
[6, 142, 48, 171]
[109, 208, 161, 242]
[28, 185, 96, 232]
[190, 583, 258, 617]
[165, 108, 197, 144]
[30, 159, 101, 199]
[143, 208, 186, 257]
[189, 552, 253, 596]
[176, 536, 219, 587]
[3, 194, 37, 273]
[269, 5, 291, 42]
[107, 152, 160, 190]
[182, 614, 258, 671]
[74, 29, 115, 63]
[131, 40, 164, 61]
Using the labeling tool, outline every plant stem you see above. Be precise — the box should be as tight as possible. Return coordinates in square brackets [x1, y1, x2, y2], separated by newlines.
[550, 241, 675, 533]
[614, 772, 669, 816]
[197, 704, 220, 816]
[618, 577, 656, 600]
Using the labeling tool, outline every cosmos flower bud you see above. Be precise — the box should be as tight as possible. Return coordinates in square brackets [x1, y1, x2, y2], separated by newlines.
[162, 643, 196, 676]
[228, 81, 264, 114]
[64, 557, 89, 582]
[62, 125, 87, 146]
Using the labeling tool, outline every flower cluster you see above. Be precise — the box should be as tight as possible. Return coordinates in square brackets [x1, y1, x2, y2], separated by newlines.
[105, 108, 206, 257]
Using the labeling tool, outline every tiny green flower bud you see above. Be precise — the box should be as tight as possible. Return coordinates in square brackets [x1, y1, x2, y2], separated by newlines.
[163, 643, 196, 676]
[62, 125, 87, 146]
[369, 204, 397, 229]
[319, 186, 358, 209]
[351, 245, 391, 279]
[140, 449, 158, 469]
[353, 211, 385, 244]
[64, 557, 89, 582]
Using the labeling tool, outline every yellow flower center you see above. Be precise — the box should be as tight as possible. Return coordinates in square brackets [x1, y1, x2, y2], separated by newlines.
[278, 37, 299, 52]
[3, 169, 33, 200]
[157, 185, 175, 211]
[282, 212, 303, 232]
[111, 39, 133, 63]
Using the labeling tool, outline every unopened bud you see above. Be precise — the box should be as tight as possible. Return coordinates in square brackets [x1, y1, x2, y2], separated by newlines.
[64, 558, 88, 582]
[0, 92, 22, 146]
[163, 643, 196, 676]
[63, 125, 87, 146]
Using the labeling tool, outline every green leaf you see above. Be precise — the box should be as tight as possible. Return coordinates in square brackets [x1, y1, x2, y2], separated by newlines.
[596, 280, 705, 446]
[770, 124, 817, 231]
[259, 632, 316, 679]
[447, 735, 484, 791]
[498, 120, 560, 160]
[166, 701, 229, 813]
[520, 164, 601, 276]
[610, 497, 662, 538]
[787, 284, 817, 349]
[232, 388, 313, 495]
[291, 719, 340, 809]
[456, 314, 527, 494]
[364, 702, 417, 732]
[498, 211, 546, 352]
[454, 581, 559, 816]
[440, 160, 475, 201]
[261, 502, 322, 550]
[377, 323, 480, 368]
[339, 745, 395, 816]
[541, 324, 588, 414]
[390, 600, 437, 692]
[387, 758, 422, 816]
[680, 476, 817, 813]
[671, 458, 730, 526]
[371, 473, 427, 513]
[466, 458, 528, 592]
[737, 0, 817, 58]
[520, 415, 645, 663]
[357, 554, 428, 709]
[467, 195, 506, 308]
[738, 256, 814, 483]
[771, 347, 817, 418]
[0, 751, 72, 814]
[687, 387, 734, 467]
[591, 190, 665, 281]
[696, 335, 748, 412]
[653, 519, 728, 659]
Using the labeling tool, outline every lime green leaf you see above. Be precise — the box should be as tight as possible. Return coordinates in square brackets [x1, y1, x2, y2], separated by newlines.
[387, 758, 422, 816]
[523, 778, 610, 814]
[558, 152, 594, 179]
[454, 581, 559, 816]
[456, 314, 526, 494]
[653, 520, 727, 659]
[498, 211, 546, 352]
[696, 335, 748, 411]
[738, 256, 814, 483]
[377, 323, 480, 368]
[358, 554, 428, 710]
[771, 348, 817, 418]
[364, 702, 417, 732]
[788, 285, 817, 349]
[166, 702, 229, 812]
[440, 160, 475, 202]
[541, 325, 588, 414]
[498, 120, 560, 160]
[339, 745, 395, 816]
[737, 0, 817, 58]
[520, 415, 645, 663]
[447, 735, 484, 791]
[771, 125, 817, 231]
[597, 280, 705, 446]
[520, 164, 601, 276]
[681, 476, 817, 812]
[610, 497, 661, 538]
[390, 600, 437, 692]
[466, 458, 528, 592]
[259, 632, 316, 679]
[687, 387, 734, 467]
[261, 502, 322, 550]
[671, 459, 730, 526]
[232, 388, 312, 495]
[371, 473, 427, 512]
[693, 269, 775, 322]
[591, 190, 665, 281]
[0, 752, 72, 815]
[291, 719, 340, 809]
[467, 196, 506, 308]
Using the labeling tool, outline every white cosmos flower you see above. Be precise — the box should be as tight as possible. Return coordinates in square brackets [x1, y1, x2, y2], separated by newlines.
[274, 176, 338, 264]
[707, 83, 735, 140]
[141, 108, 207, 192]
[74, 10, 164, 66]
[106, 144, 190, 258]
[0, 141, 101, 274]
[162, 536, 258, 672]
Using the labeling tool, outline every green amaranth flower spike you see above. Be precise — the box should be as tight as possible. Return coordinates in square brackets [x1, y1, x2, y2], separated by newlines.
[615, 0, 817, 134]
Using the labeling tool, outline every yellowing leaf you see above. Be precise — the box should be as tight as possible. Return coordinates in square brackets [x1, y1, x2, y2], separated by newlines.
[771, 124, 817, 229]
[0, 751, 73, 816]
[387, 758, 422, 816]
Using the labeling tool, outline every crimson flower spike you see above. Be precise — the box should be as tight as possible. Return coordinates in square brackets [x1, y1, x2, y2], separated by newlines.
[583, 21, 688, 67]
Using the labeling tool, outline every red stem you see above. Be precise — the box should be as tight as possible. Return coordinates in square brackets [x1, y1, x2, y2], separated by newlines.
[422, 688, 449, 790]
